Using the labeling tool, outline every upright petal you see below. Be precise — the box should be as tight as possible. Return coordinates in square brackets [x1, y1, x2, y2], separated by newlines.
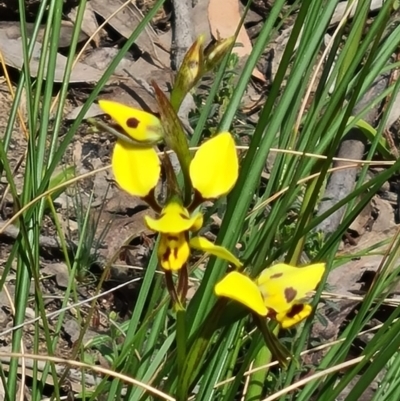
[189, 236, 242, 267]
[256, 263, 325, 314]
[145, 202, 202, 234]
[99, 100, 163, 143]
[112, 140, 160, 197]
[190, 132, 238, 199]
[215, 272, 268, 316]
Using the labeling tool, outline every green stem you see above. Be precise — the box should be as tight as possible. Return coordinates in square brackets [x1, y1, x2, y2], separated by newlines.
[176, 308, 187, 399]
[245, 343, 271, 401]
[176, 300, 226, 400]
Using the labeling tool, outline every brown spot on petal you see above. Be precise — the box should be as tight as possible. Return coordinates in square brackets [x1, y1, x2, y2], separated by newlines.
[286, 304, 305, 318]
[127, 117, 140, 128]
[163, 248, 171, 263]
[167, 235, 179, 241]
[284, 287, 297, 303]
[179, 213, 189, 220]
[270, 272, 283, 279]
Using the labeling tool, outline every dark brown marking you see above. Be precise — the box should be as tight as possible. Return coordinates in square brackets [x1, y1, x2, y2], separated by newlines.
[126, 117, 140, 128]
[270, 272, 283, 279]
[167, 235, 179, 241]
[286, 304, 305, 318]
[284, 287, 297, 303]
[173, 247, 179, 259]
[179, 213, 190, 220]
[163, 248, 171, 262]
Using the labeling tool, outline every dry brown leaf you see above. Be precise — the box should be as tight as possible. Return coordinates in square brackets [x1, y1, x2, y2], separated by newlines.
[0, 20, 88, 47]
[80, 47, 171, 113]
[67, 2, 100, 47]
[192, 0, 212, 42]
[0, 37, 104, 83]
[91, 0, 160, 60]
[208, 0, 265, 81]
[95, 208, 154, 262]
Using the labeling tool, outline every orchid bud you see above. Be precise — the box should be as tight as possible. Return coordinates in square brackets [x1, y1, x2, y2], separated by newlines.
[204, 36, 235, 72]
[170, 35, 205, 111]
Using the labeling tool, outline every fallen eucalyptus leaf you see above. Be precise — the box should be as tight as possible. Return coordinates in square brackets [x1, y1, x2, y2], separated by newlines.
[0, 37, 104, 83]
[0, 20, 88, 47]
[91, 0, 159, 59]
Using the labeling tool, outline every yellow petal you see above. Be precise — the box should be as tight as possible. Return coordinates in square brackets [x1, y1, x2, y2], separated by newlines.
[112, 140, 160, 197]
[215, 272, 268, 316]
[189, 236, 242, 267]
[257, 263, 325, 314]
[158, 233, 190, 271]
[190, 213, 204, 232]
[99, 100, 163, 142]
[189, 132, 239, 199]
[145, 202, 202, 234]
[275, 304, 312, 329]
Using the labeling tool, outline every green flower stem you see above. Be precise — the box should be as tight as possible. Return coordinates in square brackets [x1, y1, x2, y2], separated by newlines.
[177, 301, 292, 400]
[152, 83, 192, 204]
[245, 343, 272, 401]
[176, 307, 187, 397]
[177, 299, 227, 400]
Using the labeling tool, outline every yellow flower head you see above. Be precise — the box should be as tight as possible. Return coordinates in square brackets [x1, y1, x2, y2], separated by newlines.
[99, 98, 241, 272]
[215, 263, 325, 328]
[144, 200, 242, 271]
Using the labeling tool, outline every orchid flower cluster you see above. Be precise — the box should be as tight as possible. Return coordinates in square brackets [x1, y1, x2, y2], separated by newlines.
[100, 99, 242, 303]
[98, 35, 325, 332]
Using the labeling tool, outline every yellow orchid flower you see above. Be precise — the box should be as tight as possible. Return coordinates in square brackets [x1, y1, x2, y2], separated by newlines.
[145, 200, 242, 271]
[98, 100, 239, 202]
[99, 100, 241, 275]
[215, 263, 325, 328]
